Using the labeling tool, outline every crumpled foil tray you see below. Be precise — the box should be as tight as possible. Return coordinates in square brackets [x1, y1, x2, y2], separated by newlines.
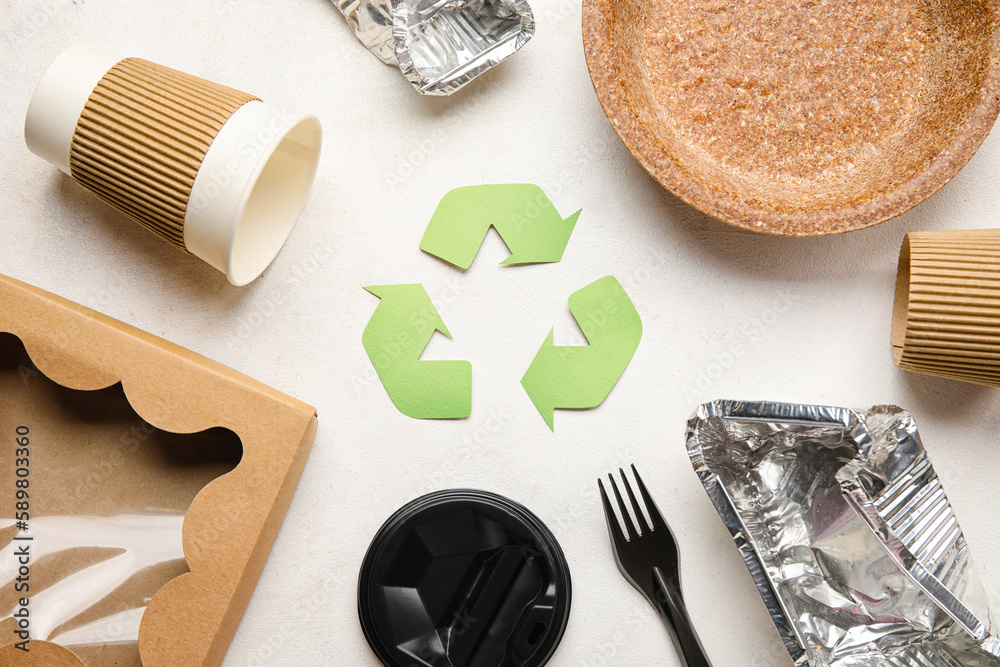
[335, 0, 534, 95]
[686, 400, 1000, 666]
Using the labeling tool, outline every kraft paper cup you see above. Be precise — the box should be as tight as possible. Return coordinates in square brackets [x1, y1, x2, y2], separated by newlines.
[892, 229, 1000, 386]
[25, 44, 323, 286]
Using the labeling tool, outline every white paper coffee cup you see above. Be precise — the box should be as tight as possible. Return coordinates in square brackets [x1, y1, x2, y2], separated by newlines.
[25, 44, 323, 286]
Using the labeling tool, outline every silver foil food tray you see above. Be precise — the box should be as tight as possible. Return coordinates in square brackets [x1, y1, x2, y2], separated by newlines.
[686, 400, 1000, 666]
[334, 0, 534, 95]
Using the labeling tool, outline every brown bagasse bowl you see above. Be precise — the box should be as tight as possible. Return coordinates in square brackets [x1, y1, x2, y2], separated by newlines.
[583, 0, 1000, 236]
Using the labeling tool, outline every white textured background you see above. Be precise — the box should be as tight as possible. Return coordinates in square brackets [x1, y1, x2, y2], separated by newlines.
[2, 1, 1000, 665]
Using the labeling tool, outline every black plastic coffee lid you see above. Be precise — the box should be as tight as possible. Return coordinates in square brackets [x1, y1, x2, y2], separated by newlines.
[358, 489, 572, 667]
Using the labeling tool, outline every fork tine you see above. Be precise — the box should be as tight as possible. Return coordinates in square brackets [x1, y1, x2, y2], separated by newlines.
[631, 464, 663, 531]
[608, 473, 637, 541]
[620, 468, 652, 536]
[599, 478, 628, 551]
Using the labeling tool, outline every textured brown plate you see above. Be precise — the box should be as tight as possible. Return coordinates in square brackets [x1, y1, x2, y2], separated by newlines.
[584, 0, 1000, 235]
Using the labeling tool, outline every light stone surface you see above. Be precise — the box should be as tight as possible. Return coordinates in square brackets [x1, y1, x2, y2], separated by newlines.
[2, 1, 1000, 665]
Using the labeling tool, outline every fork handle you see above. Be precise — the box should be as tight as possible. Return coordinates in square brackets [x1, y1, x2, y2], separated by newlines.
[652, 567, 712, 667]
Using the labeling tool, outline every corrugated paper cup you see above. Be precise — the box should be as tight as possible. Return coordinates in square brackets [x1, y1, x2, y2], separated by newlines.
[25, 44, 323, 286]
[892, 229, 1000, 386]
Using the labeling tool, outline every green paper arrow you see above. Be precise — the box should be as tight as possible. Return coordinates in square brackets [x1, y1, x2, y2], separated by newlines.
[363, 284, 472, 419]
[521, 276, 642, 430]
[420, 184, 580, 269]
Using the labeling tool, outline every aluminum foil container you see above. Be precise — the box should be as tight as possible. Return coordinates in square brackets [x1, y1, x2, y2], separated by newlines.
[686, 400, 1000, 666]
[334, 0, 535, 95]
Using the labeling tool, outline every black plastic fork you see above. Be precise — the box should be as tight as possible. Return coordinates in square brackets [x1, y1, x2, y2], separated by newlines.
[599, 465, 712, 667]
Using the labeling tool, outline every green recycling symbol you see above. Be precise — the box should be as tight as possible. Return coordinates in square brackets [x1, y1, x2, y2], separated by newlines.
[363, 184, 642, 430]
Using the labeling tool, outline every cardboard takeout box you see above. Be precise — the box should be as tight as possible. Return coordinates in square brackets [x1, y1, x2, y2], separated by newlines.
[0, 274, 317, 666]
